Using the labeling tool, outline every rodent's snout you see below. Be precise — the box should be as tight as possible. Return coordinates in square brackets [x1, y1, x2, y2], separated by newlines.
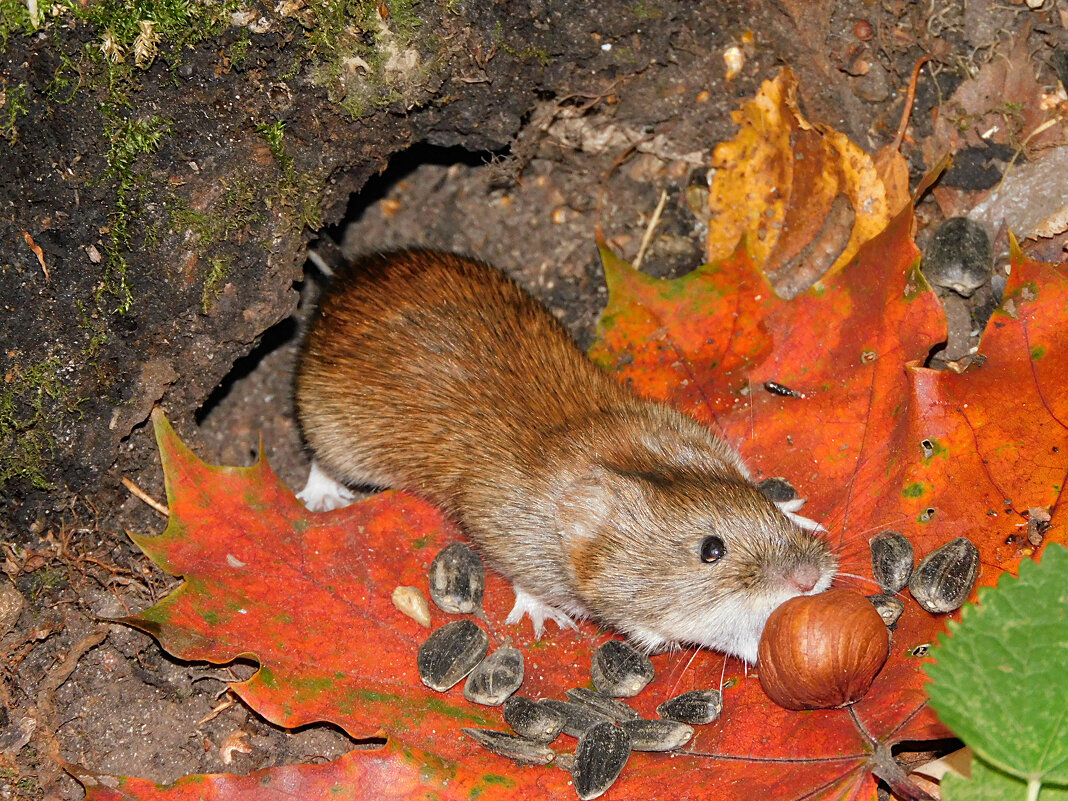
[787, 562, 823, 594]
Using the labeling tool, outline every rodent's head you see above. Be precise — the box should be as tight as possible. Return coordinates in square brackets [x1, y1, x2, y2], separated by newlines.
[557, 467, 838, 663]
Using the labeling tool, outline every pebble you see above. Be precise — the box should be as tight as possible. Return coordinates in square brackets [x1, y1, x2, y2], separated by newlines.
[656, 689, 723, 725]
[869, 530, 914, 594]
[462, 728, 555, 766]
[619, 718, 694, 751]
[565, 688, 640, 723]
[909, 537, 980, 613]
[539, 699, 613, 738]
[572, 721, 632, 800]
[428, 542, 485, 614]
[463, 646, 524, 706]
[417, 619, 489, 691]
[590, 640, 654, 698]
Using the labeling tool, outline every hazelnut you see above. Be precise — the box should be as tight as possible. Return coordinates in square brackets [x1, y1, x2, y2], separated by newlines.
[758, 589, 890, 710]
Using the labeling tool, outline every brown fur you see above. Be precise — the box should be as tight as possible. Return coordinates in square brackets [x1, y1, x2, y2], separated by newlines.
[296, 250, 836, 659]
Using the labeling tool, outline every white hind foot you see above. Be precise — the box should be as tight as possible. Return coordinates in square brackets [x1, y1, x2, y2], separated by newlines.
[298, 460, 357, 512]
[506, 587, 579, 638]
[775, 497, 826, 532]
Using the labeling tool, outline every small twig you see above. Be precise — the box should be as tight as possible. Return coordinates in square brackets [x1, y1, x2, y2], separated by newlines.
[634, 190, 668, 270]
[122, 477, 169, 517]
[196, 694, 238, 727]
[892, 55, 931, 153]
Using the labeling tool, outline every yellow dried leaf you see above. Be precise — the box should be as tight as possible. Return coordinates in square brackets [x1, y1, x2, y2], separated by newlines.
[707, 69, 891, 294]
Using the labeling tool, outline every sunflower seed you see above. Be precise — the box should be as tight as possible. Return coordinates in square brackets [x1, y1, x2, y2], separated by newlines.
[619, 718, 694, 751]
[565, 688, 640, 722]
[461, 728, 555, 766]
[590, 640, 654, 698]
[428, 542, 485, 614]
[909, 537, 980, 613]
[572, 721, 631, 800]
[656, 689, 723, 725]
[867, 593, 905, 627]
[503, 695, 567, 743]
[539, 699, 613, 738]
[756, 476, 798, 504]
[922, 217, 992, 298]
[417, 619, 488, 691]
[870, 530, 914, 594]
[463, 645, 524, 706]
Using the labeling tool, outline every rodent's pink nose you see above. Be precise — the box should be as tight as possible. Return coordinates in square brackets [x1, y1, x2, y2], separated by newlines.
[790, 563, 822, 593]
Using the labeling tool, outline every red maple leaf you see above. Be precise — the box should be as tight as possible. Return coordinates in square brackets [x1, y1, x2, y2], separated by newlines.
[101, 201, 1067, 800]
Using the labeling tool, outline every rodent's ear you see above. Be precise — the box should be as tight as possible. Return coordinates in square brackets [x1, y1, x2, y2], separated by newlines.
[555, 465, 620, 546]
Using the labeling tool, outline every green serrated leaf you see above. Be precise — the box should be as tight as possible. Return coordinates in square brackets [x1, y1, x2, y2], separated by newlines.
[942, 754, 1068, 801]
[926, 544, 1068, 788]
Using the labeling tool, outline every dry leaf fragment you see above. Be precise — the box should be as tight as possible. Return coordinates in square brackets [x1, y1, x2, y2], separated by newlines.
[21, 231, 49, 280]
[220, 730, 252, 764]
[707, 68, 889, 296]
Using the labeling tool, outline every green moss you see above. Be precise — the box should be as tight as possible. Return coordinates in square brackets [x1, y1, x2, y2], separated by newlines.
[59, 0, 237, 54]
[228, 30, 251, 69]
[201, 255, 232, 313]
[101, 114, 171, 313]
[0, 83, 29, 144]
[75, 300, 111, 359]
[0, 0, 33, 45]
[0, 356, 83, 489]
[46, 54, 85, 104]
[631, 1, 664, 20]
[256, 120, 292, 173]
[255, 119, 324, 230]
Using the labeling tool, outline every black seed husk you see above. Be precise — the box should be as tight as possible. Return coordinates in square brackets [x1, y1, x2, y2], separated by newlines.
[503, 695, 566, 743]
[756, 476, 798, 504]
[461, 728, 555, 766]
[428, 542, 485, 614]
[572, 722, 632, 800]
[909, 537, 980, 613]
[656, 689, 723, 725]
[619, 718, 694, 751]
[870, 530, 914, 594]
[565, 688, 640, 722]
[539, 699, 613, 738]
[416, 619, 489, 691]
[590, 640, 654, 698]
[463, 645, 524, 706]
[867, 593, 905, 627]
[922, 217, 992, 297]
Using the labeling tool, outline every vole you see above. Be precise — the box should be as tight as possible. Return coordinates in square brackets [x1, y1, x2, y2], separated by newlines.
[295, 250, 837, 663]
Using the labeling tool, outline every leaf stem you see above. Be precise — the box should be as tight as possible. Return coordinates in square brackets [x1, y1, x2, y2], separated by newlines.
[1026, 776, 1041, 801]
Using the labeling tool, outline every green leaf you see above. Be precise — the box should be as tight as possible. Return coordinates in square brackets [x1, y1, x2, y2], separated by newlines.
[926, 544, 1068, 788]
[942, 754, 1068, 801]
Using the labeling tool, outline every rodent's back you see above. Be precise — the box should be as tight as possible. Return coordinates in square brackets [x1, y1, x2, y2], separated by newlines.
[296, 250, 636, 503]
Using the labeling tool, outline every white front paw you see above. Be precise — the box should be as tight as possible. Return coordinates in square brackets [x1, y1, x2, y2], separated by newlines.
[297, 460, 357, 512]
[505, 587, 578, 638]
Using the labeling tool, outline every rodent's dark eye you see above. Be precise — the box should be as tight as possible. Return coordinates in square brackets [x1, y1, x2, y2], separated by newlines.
[700, 535, 726, 563]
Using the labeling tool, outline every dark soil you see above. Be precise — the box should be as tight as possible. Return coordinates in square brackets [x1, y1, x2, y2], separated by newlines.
[0, 0, 1062, 797]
